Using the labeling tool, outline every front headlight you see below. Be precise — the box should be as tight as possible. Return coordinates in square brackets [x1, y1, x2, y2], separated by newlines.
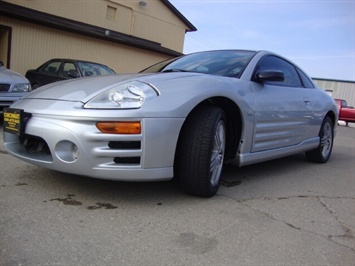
[84, 81, 160, 109]
[11, 83, 32, 92]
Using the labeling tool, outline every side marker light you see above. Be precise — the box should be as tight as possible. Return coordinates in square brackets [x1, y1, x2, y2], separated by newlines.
[96, 122, 141, 134]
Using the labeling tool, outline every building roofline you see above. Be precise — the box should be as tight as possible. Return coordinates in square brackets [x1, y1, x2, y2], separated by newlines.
[161, 0, 197, 32]
[0, 1, 183, 57]
[312, 77, 355, 84]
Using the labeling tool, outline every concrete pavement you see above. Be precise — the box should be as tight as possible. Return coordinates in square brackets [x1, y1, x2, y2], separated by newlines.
[1, 123, 354, 265]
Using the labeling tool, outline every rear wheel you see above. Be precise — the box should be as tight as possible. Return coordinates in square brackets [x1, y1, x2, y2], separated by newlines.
[175, 106, 226, 197]
[306, 116, 334, 163]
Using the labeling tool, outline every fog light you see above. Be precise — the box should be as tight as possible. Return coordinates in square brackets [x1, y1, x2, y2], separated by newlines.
[72, 145, 79, 160]
[55, 141, 79, 162]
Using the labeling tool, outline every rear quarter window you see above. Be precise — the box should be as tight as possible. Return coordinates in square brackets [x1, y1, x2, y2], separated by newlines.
[297, 68, 314, 88]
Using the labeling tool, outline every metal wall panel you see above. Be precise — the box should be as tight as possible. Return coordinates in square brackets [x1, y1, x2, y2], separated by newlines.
[313, 79, 355, 107]
[0, 16, 170, 76]
[2, 0, 190, 51]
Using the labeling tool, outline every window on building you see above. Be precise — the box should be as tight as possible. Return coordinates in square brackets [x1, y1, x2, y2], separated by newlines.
[106, 6, 117, 21]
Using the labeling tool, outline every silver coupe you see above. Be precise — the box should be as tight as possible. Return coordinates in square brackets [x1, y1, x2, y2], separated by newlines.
[3, 50, 338, 197]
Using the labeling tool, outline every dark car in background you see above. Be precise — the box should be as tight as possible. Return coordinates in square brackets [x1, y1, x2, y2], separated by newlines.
[26, 59, 116, 89]
[0, 63, 31, 114]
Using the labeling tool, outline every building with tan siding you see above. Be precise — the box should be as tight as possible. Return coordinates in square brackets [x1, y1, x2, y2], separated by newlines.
[0, 0, 196, 76]
[313, 78, 355, 107]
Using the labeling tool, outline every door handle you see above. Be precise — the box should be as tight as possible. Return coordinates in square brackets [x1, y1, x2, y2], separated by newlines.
[303, 97, 311, 103]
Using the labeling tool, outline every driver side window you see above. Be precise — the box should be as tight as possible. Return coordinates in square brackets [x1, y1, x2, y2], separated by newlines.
[43, 61, 61, 74]
[256, 56, 302, 87]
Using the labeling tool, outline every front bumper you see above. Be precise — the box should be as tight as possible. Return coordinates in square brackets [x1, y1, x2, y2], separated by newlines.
[0, 94, 26, 114]
[4, 114, 184, 181]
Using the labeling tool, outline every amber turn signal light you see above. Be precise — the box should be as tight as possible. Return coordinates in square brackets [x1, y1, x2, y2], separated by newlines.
[96, 122, 141, 134]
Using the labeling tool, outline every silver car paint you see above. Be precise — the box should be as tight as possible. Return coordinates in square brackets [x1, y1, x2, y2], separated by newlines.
[233, 51, 337, 166]
[5, 73, 253, 181]
[4, 114, 183, 181]
[3, 51, 338, 181]
[0, 66, 31, 114]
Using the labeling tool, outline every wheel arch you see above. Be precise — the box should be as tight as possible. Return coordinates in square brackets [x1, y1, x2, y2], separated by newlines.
[325, 110, 337, 130]
[177, 97, 243, 162]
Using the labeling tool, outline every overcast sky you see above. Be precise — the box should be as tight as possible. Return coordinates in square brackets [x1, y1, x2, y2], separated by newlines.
[169, 0, 355, 81]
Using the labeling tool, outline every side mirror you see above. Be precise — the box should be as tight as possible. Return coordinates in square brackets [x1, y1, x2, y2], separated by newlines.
[255, 70, 285, 82]
[68, 70, 80, 78]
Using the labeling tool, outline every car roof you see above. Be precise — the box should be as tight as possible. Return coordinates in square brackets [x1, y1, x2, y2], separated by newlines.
[46, 58, 108, 65]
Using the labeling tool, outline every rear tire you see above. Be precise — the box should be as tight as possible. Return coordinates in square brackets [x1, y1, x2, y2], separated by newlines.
[306, 116, 334, 163]
[175, 106, 226, 197]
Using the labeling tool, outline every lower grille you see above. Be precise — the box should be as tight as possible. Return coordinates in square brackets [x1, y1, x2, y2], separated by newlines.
[109, 141, 141, 165]
[108, 141, 141, 149]
[21, 134, 51, 154]
[114, 157, 140, 164]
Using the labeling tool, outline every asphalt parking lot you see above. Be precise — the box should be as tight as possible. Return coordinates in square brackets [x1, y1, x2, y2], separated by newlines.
[1, 121, 354, 266]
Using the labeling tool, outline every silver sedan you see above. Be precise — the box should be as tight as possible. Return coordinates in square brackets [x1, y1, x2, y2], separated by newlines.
[3, 50, 338, 197]
[0, 64, 31, 114]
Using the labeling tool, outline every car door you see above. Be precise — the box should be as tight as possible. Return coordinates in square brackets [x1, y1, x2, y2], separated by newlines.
[250, 55, 317, 152]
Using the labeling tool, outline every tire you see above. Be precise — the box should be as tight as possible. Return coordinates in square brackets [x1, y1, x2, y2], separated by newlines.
[175, 106, 226, 197]
[306, 116, 334, 163]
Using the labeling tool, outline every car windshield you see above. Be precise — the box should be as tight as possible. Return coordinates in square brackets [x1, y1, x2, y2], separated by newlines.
[78, 62, 115, 76]
[141, 50, 256, 78]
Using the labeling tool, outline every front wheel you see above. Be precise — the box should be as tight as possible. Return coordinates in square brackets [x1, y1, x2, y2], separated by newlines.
[175, 106, 226, 197]
[306, 116, 334, 163]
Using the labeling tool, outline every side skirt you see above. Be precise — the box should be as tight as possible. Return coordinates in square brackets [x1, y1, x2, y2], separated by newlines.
[233, 137, 320, 167]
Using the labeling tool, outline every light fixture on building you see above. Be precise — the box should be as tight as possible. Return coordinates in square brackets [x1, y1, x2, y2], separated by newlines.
[139, 1, 147, 7]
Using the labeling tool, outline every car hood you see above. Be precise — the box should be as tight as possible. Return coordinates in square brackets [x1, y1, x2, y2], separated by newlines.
[0, 67, 29, 83]
[23, 74, 140, 101]
[22, 72, 199, 102]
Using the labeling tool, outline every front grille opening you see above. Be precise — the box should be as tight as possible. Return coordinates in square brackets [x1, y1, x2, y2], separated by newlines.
[108, 141, 141, 150]
[114, 157, 140, 165]
[0, 84, 11, 92]
[20, 134, 51, 154]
